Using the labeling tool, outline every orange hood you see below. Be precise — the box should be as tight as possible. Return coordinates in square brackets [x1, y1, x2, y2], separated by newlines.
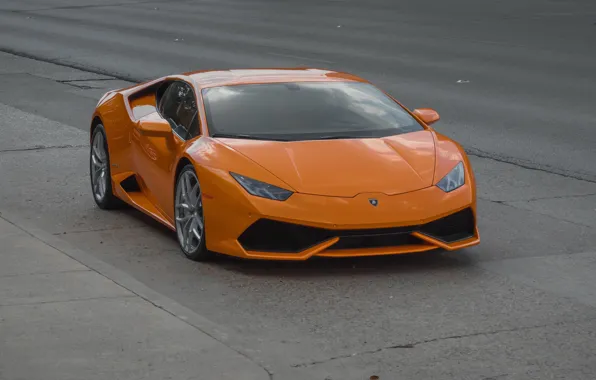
[218, 130, 437, 197]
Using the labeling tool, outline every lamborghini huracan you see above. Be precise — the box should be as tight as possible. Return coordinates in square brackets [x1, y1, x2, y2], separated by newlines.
[89, 68, 479, 261]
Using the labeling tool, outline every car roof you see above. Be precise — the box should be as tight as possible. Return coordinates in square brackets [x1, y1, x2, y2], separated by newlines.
[184, 68, 369, 88]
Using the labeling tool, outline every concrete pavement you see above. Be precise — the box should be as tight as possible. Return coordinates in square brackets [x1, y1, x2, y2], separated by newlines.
[1, 0, 596, 377]
[0, 214, 270, 380]
[0, 50, 595, 379]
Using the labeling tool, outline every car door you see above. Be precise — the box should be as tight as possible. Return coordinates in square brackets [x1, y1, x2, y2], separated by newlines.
[134, 80, 200, 223]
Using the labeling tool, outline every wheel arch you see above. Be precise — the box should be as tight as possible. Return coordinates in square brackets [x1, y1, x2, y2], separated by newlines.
[174, 156, 194, 183]
[173, 156, 196, 199]
[90, 115, 103, 142]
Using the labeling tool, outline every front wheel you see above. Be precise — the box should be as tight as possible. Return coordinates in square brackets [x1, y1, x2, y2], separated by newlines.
[174, 164, 212, 261]
[90, 125, 122, 209]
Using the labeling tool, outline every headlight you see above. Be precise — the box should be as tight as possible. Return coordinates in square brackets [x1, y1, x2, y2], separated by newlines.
[436, 161, 465, 192]
[230, 172, 293, 201]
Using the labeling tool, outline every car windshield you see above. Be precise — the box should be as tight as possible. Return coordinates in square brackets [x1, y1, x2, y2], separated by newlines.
[202, 81, 424, 141]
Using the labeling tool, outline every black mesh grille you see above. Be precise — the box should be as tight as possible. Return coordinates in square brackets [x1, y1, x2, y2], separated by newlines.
[238, 219, 332, 253]
[238, 208, 475, 253]
[419, 208, 475, 243]
[327, 234, 424, 251]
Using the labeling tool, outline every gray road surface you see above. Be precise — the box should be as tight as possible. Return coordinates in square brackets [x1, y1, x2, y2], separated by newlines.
[1, 0, 595, 181]
[0, 1, 595, 379]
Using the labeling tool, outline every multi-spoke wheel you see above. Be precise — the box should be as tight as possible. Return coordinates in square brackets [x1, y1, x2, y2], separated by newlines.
[90, 124, 121, 209]
[175, 164, 211, 261]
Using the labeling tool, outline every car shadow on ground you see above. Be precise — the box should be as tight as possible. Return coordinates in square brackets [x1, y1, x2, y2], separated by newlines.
[212, 249, 476, 278]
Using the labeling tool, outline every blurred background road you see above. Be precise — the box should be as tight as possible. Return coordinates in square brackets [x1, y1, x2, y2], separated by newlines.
[1, 0, 595, 379]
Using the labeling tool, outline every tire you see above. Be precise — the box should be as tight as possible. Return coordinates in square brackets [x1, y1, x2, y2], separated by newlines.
[89, 125, 123, 209]
[174, 164, 212, 261]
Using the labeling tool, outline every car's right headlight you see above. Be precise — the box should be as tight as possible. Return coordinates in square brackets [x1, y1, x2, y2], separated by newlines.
[436, 161, 465, 192]
[230, 172, 293, 201]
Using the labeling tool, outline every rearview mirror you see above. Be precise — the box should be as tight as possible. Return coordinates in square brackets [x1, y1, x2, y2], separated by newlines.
[137, 119, 172, 137]
[412, 108, 440, 126]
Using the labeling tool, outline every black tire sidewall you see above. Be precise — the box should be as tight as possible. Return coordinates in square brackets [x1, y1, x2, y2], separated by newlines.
[90, 125, 118, 209]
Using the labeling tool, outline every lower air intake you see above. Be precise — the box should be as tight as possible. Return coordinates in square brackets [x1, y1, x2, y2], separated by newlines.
[419, 207, 475, 243]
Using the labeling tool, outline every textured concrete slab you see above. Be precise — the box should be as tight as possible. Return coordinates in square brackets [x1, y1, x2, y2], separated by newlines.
[506, 194, 596, 228]
[0, 102, 87, 151]
[0, 231, 87, 276]
[0, 297, 268, 380]
[480, 251, 596, 307]
[464, 199, 596, 262]
[0, 270, 132, 306]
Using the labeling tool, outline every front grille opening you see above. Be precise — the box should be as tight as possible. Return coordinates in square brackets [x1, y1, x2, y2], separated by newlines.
[419, 207, 475, 243]
[327, 233, 424, 251]
[238, 219, 332, 253]
[238, 208, 476, 254]
[238, 219, 422, 253]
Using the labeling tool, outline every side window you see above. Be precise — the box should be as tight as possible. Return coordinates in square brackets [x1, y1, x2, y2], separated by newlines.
[158, 81, 200, 139]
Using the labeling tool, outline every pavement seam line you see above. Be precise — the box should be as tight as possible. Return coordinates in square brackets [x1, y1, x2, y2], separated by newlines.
[53, 225, 149, 235]
[1, 0, 173, 14]
[57, 78, 120, 82]
[0, 144, 88, 153]
[0, 294, 137, 308]
[0, 48, 141, 83]
[0, 268, 91, 278]
[0, 213, 274, 380]
[291, 319, 593, 368]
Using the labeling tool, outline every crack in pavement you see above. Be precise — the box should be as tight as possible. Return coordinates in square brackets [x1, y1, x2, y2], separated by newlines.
[515, 192, 596, 202]
[290, 321, 581, 368]
[466, 148, 596, 184]
[0, 144, 87, 153]
[482, 192, 596, 204]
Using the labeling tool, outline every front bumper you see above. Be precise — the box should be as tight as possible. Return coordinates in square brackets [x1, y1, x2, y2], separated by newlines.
[202, 177, 479, 260]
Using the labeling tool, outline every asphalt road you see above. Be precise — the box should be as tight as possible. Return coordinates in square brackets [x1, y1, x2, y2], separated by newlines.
[1, 1, 596, 379]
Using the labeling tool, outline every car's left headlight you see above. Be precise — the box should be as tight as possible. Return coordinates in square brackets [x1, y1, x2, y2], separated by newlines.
[436, 161, 465, 192]
[230, 172, 293, 201]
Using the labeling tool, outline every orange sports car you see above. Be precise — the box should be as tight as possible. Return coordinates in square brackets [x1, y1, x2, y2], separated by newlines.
[89, 68, 479, 261]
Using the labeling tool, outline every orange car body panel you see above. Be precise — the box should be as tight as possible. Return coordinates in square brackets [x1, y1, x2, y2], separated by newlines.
[90, 68, 479, 260]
